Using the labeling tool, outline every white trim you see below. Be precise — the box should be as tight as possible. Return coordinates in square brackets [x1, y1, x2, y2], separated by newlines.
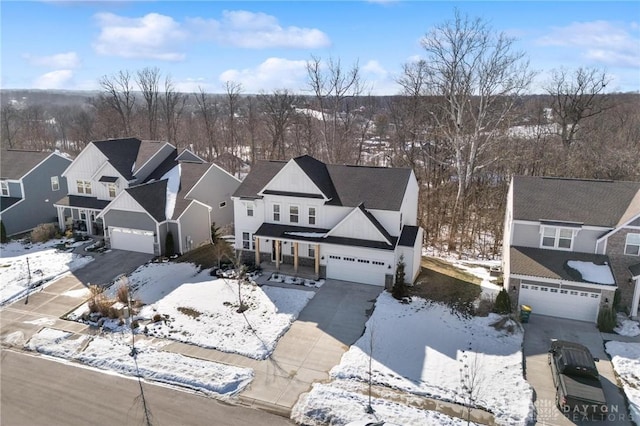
[289, 204, 300, 224]
[257, 159, 330, 201]
[513, 219, 610, 233]
[624, 232, 640, 256]
[325, 205, 393, 245]
[596, 212, 640, 243]
[20, 151, 71, 181]
[511, 273, 616, 291]
[539, 225, 577, 251]
[133, 142, 176, 176]
[272, 203, 281, 222]
[184, 162, 241, 200]
[0, 181, 8, 196]
[176, 148, 206, 163]
[175, 199, 212, 222]
[631, 278, 640, 319]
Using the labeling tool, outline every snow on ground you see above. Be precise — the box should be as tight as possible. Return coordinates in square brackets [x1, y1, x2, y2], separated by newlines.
[293, 292, 534, 426]
[604, 341, 640, 422]
[27, 327, 253, 397]
[450, 259, 503, 299]
[76, 262, 315, 360]
[0, 239, 93, 305]
[614, 314, 640, 337]
[293, 382, 473, 426]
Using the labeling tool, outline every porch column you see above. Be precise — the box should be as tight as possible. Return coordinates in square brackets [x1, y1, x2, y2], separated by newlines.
[314, 244, 320, 276]
[294, 242, 299, 273]
[632, 277, 640, 320]
[57, 206, 65, 230]
[84, 210, 91, 234]
[275, 240, 280, 271]
[255, 237, 261, 266]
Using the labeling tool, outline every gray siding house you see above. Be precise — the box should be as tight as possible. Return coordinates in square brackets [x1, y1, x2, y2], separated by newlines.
[503, 176, 640, 322]
[1, 149, 71, 236]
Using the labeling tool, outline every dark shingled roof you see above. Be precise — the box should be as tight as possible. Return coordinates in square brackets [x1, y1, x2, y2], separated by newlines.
[54, 195, 111, 210]
[1, 197, 22, 212]
[398, 225, 420, 247]
[92, 138, 142, 180]
[171, 162, 213, 219]
[126, 180, 167, 222]
[176, 149, 205, 163]
[513, 176, 640, 227]
[234, 155, 413, 211]
[135, 140, 170, 173]
[1, 149, 54, 180]
[357, 204, 393, 244]
[510, 246, 616, 285]
[630, 263, 640, 277]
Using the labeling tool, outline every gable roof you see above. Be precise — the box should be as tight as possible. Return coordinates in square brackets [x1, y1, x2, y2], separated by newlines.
[0, 149, 63, 180]
[176, 148, 205, 163]
[171, 162, 213, 219]
[512, 176, 640, 227]
[125, 180, 167, 222]
[91, 138, 142, 180]
[234, 156, 413, 211]
[135, 140, 173, 173]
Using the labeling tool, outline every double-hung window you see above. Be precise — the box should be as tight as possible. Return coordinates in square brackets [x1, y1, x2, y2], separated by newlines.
[625, 233, 640, 256]
[308, 245, 315, 258]
[242, 232, 254, 250]
[290, 205, 299, 223]
[308, 207, 316, 225]
[76, 180, 92, 195]
[273, 204, 281, 222]
[541, 227, 574, 250]
[51, 176, 60, 191]
[246, 203, 254, 217]
[0, 181, 8, 196]
[107, 183, 117, 198]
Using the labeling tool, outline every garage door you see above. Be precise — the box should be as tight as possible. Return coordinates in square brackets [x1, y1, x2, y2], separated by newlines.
[519, 282, 601, 322]
[109, 227, 155, 254]
[326, 254, 387, 286]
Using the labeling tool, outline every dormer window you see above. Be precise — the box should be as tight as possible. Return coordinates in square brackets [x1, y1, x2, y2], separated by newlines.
[107, 183, 117, 198]
[541, 226, 575, 250]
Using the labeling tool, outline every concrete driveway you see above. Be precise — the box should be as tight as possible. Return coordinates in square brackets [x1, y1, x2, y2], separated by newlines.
[523, 314, 633, 426]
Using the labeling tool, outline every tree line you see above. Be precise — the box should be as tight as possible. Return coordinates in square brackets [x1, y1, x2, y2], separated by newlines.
[2, 11, 639, 257]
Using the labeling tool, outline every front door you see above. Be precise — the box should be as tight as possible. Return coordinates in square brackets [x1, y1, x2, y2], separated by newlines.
[271, 240, 282, 262]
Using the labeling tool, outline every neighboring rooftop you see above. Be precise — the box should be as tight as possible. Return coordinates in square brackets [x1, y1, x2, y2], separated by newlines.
[0, 149, 57, 180]
[513, 176, 640, 228]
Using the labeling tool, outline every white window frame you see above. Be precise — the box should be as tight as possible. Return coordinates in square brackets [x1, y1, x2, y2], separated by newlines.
[0, 181, 8, 196]
[625, 233, 640, 256]
[76, 179, 92, 195]
[290, 205, 299, 223]
[540, 226, 575, 250]
[242, 232, 254, 250]
[273, 204, 281, 222]
[308, 207, 316, 225]
[51, 176, 60, 191]
[246, 202, 254, 217]
[308, 245, 315, 258]
[107, 183, 117, 198]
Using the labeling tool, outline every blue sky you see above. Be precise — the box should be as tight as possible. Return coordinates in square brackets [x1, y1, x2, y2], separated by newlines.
[1, 1, 639, 94]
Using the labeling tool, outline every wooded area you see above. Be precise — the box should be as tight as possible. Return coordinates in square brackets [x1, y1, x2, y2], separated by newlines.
[2, 13, 638, 258]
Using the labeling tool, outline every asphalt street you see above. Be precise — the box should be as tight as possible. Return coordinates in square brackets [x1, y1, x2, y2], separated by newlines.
[0, 350, 293, 426]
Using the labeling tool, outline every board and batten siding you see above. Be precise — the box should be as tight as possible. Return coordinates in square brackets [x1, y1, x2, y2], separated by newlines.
[186, 165, 241, 228]
[177, 202, 211, 253]
[102, 210, 157, 232]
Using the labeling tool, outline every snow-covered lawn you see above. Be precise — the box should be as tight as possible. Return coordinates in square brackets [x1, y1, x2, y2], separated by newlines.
[27, 328, 253, 397]
[71, 262, 316, 360]
[614, 314, 640, 337]
[0, 239, 93, 305]
[293, 292, 534, 426]
[605, 341, 640, 422]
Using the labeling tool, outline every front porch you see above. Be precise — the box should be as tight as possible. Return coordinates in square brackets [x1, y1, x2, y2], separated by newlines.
[54, 195, 109, 237]
[252, 236, 322, 280]
[258, 260, 319, 281]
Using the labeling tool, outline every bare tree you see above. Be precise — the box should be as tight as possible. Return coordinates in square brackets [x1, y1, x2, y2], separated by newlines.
[544, 67, 612, 150]
[306, 55, 366, 163]
[136, 67, 161, 140]
[1, 103, 21, 149]
[160, 75, 188, 146]
[258, 89, 299, 159]
[417, 10, 535, 250]
[99, 70, 136, 136]
[194, 87, 221, 159]
[223, 81, 243, 162]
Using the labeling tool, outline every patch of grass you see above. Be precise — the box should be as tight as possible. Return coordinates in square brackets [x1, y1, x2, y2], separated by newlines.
[411, 258, 482, 312]
[420, 257, 481, 285]
[177, 306, 202, 319]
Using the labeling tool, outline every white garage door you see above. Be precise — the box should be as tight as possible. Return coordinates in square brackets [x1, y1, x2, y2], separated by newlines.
[326, 254, 388, 286]
[519, 282, 601, 322]
[109, 227, 155, 254]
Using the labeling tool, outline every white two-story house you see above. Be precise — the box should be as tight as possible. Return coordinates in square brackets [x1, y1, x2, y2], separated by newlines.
[503, 176, 640, 322]
[232, 155, 423, 287]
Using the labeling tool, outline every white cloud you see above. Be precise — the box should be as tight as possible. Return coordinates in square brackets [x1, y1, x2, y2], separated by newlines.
[33, 70, 74, 89]
[538, 21, 640, 68]
[219, 57, 308, 93]
[93, 12, 187, 61]
[187, 10, 330, 49]
[362, 60, 388, 77]
[23, 52, 80, 68]
[174, 78, 213, 93]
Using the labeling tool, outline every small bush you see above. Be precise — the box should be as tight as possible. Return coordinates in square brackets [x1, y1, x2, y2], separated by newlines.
[165, 231, 175, 257]
[116, 285, 130, 304]
[392, 257, 408, 300]
[0, 220, 7, 243]
[30, 223, 57, 243]
[493, 289, 512, 314]
[597, 306, 617, 332]
[476, 297, 495, 317]
[152, 313, 163, 323]
[131, 320, 140, 329]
